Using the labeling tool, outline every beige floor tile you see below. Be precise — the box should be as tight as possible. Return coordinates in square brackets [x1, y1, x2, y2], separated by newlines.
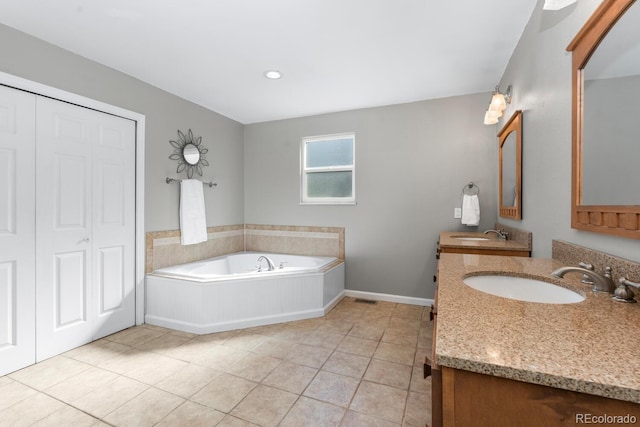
[230, 385, 298, 426]
[217, 415, 261, 426]
[225, 353, 281, 382]
[44, 366, 119, 403]
[110, 350, 188, 385]
[9, 356, 91, 391]
[302, 330, 345, 350]
[286, 343, 332, 368]
[134, 332, 191, 352]
[156, 401, 225, 427]
[190, 373, 257, 413]
[303, 371, 360, 407]
[193, 329, 240, 344]
[280, 396, 345, 427]
[73, 375, 149, 418]
[350, 380, 408, 424]
[388, 317, 421, 332]
[348, 324, 386, 341]
[262, 361, 318, 394]
[192, 345, 250, 370]
[315, 319, 355, 335]
[106, 326, 166, 347]
[373, 342, 416, 366]
[104, 387, 184, 426]
[322, 351, 370, 378]
[414, 347, 431, 367]
[223, 332, 269, 351]
[250, 337, 291, 359]
[381, 330, 419, 347]
[0, 376, 12, 387]
[155, 363, 221, 398]
[32, 404, 106, 427]
[0, 379, 38, 411]
[404, 391, 431, 427]
[160, 338, 217, 362]
[337, 336, 379, 357]
[64, 340, 132, 366]
[391, 305, 424, 320]
[0, 392, 65, 427]
[342, 410, 401, 427]
[410, 367, 432, 395]
[364, 359, 412, 390]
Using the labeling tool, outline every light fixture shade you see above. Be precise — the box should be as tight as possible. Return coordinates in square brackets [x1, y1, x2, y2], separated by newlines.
[484, 110, 499, 125]
[491, 93, 507, 111]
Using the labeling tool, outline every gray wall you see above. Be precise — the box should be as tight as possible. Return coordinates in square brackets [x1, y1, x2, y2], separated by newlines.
[496, 0, 639, 263]
[244, 95, 497, 299]
[0, 23, 245, 231]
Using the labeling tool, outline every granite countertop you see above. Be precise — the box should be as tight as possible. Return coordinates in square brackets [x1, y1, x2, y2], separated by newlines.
[439, 231, 531, 252]
[436, 253, 640, 404]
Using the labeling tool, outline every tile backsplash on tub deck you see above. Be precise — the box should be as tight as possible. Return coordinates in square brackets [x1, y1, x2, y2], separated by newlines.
[146, 224, 345, 273]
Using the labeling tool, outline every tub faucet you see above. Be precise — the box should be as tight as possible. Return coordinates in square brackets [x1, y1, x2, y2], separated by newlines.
[257, 255, 276, 271]
[551, 265, 614, 293]
[484, 229, 510, 240]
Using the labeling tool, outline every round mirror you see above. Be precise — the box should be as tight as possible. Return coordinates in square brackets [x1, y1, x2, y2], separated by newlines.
[183, 143, 200, 165]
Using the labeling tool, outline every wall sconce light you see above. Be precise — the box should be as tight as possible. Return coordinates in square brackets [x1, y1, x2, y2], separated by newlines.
[483, 85, 512, 125]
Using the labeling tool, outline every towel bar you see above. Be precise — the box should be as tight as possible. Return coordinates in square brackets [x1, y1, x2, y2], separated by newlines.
[166, 177, 217, 187]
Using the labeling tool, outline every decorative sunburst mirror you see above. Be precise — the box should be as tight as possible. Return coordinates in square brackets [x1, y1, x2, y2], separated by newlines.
[169, 129, 209, 178]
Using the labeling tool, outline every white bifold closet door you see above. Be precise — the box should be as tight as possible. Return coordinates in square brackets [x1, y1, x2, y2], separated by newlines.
[0, 86, 36, 375]
[35, 96, 136, 361]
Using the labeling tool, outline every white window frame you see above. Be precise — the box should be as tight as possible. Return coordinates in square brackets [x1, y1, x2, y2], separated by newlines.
[300, 132, 356, 205]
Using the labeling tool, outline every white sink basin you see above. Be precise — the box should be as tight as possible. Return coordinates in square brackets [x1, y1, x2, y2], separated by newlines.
[463, 275, 585, 304]
[452, 236, 490, 241]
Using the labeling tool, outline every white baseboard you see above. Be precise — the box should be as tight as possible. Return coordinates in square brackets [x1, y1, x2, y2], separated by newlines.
[344, 290, 433, 307]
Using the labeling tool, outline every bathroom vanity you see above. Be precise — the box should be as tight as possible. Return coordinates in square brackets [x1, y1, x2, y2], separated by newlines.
[429, 253, 640, 426]
[437, 229, 531, 257]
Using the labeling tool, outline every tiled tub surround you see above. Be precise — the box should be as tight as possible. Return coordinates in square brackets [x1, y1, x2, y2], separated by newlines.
[436, 253, 640, 404]
[146, 224, 345, 273]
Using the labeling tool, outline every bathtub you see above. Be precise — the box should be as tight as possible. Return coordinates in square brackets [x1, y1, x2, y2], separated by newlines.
[145, 252, 345, 334]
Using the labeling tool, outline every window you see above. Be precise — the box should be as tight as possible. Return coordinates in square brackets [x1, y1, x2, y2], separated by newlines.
[301, 132, 355, 205]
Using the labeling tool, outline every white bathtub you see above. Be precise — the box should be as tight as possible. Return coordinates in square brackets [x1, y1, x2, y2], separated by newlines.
[145, 252, 345, 334]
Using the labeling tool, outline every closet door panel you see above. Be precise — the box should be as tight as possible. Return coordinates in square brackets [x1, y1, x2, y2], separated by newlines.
[92, 115, 135, 339]
[0, 86, 36, 375]
[36, 97, 93, 361]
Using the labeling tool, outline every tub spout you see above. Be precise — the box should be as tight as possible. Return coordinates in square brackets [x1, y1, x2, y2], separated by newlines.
[258, 255, 276, 271]
[551, 266, 614, 293]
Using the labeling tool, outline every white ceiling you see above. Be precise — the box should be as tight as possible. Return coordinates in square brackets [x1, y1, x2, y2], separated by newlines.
[0, 0, 538, 124]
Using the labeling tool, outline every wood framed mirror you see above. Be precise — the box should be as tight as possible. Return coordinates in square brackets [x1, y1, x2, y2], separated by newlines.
[498, 110, 522, 220]
[567, 0, 640, 239]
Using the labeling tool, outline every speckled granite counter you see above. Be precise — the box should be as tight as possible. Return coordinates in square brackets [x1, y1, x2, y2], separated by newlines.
[436, 253, 640, 404]
[439, 231, 531, 254]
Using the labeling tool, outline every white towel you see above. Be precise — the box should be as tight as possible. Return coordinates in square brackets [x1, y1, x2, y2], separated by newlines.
[461, 194, 480, 226]
[180, 179, 208, 245]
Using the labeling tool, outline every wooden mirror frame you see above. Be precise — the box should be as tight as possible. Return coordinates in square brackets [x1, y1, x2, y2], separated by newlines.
[567, 0, 640, 239]
[498, 110, 522, 220]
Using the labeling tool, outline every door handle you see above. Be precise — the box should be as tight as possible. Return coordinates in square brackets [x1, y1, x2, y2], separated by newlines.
[80, 237, 90, 243]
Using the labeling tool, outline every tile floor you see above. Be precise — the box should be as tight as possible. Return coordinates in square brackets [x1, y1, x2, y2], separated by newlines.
[0, 297, 433, 426]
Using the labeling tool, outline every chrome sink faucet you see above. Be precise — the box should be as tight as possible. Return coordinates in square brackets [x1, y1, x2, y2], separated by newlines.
[551, 265, 614, 293]
[257, 255, 276, 271]
[483, 229, 510, 240]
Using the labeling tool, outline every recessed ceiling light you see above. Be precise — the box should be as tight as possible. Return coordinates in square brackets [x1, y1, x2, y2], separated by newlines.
[264, 70, 282, 80]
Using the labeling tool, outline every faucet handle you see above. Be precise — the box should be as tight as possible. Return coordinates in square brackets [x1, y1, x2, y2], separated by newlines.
[578, 262, 594, 284]
[613, 277, 639, 303]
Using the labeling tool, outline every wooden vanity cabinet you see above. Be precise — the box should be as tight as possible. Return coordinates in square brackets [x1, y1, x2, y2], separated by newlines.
[440, 367, 640, 426]
[438, 245, 530, 257]
[426, 271, 443, 427]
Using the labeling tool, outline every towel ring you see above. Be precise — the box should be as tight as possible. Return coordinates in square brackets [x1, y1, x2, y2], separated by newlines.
[462, 182, 479, 196]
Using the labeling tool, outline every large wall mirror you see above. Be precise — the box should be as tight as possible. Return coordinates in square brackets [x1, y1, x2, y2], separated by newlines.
[498, 110, 522, 220]
[567, 0, 640, 239]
